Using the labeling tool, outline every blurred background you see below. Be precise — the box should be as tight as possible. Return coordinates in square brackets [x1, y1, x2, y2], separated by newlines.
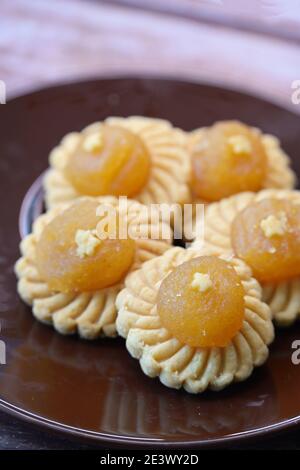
[1, 0, 300, 112]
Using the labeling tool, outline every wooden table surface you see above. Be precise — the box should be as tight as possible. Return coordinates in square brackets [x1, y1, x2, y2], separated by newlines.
[1, 0, 300, 450]
[2, 0, 300, 114]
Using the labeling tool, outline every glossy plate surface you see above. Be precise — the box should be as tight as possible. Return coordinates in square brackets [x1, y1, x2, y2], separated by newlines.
[1, 77, 300, 448]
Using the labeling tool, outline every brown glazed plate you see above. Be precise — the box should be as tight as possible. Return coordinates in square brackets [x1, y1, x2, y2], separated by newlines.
[1, 76, 300, 448]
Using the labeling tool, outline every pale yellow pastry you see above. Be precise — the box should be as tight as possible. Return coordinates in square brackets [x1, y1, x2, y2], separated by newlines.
[15, 197, 172, 339]
[188, 121, 296, 203]
[192, 189, 300, 326]
[44, 116, 191, 209]
[116, 247, 274, 393]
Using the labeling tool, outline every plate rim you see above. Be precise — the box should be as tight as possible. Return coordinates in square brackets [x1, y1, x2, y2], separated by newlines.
[1, 397, 300, 448]
[7, 72, 300, 118]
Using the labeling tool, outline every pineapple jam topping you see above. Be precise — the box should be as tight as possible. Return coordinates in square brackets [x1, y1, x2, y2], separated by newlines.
[36, 199, 135, 293]
[231, 198, 300, 283]
[191, 121, 267, 201]
[64, 125, 151, 197]
[157, 256, 245, 348]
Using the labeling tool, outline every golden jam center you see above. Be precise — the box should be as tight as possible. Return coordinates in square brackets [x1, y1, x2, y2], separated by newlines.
[191, 120, 267, 201]
[157, 256, 245, 348]
[36, 199, 135, 293]
[231, 198, 300, 283]
[64, 125, 151, 197]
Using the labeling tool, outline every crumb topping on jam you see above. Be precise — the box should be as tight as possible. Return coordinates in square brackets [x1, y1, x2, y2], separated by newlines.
[82, 133, 103, 154]
[260, 212, 287, 238]
[228, 134, 252, 154]
[75, 229, 101, 258]
[191, 272, 212, 293]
